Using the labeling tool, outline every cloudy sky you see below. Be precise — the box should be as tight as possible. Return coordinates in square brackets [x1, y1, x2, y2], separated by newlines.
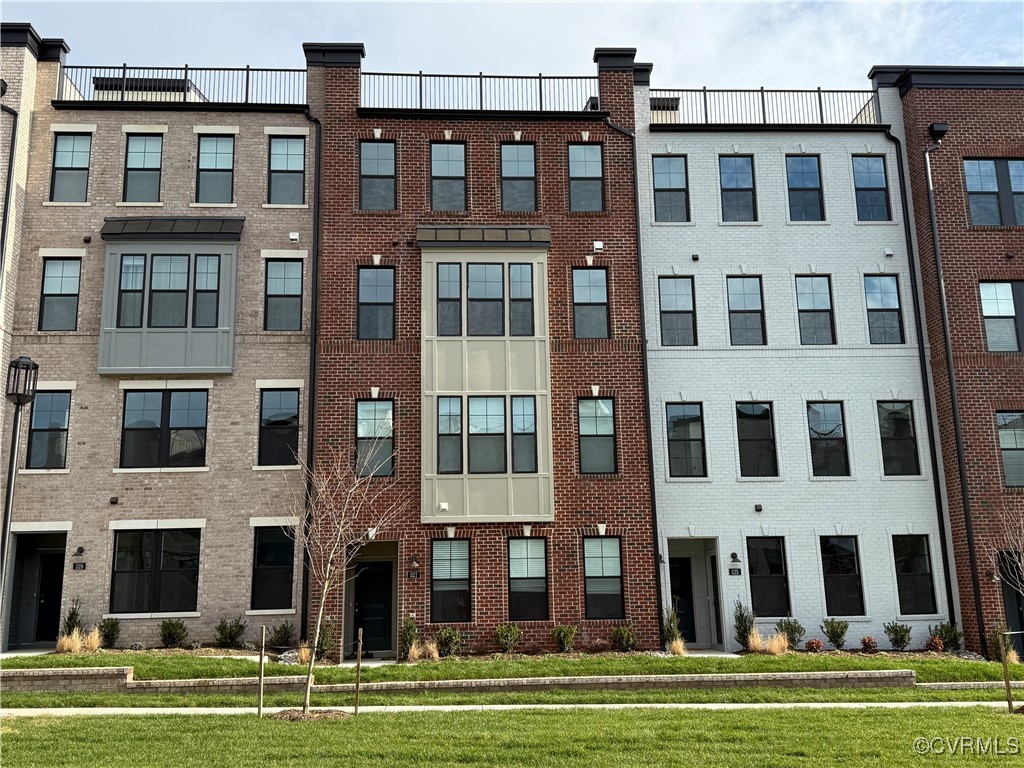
[10, 1, 1023, 88]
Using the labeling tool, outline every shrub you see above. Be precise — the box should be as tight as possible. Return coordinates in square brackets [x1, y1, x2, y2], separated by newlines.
[552, 625, 578, 653]
[805, 638, 825, 653]
[159, 619, 188, 648]
[860, 635, 877, 653]
[775, 618, 805, 650]
[611, 624, 638, 652]
[188, 641, 202, 651]
[668, 637, 687, 656]
[820, 618, 849, 650]
[747, 627, 766, 653]
[215, 617, 247, 649]
[747, 629, 787, 656]
[268, 621, 295, 649]
[398, 618, 420, 661]
[732, 601, 756, 651]
[661, 606, 682, 647]
[883, 621, 912, 651]
[60, 596, 84, 637]
[314, 616, 335, 661]
[56, 628, 83, 654]
[97, 618, 121, 649]
[435, 627, 462, 657]
[986, 622, 1014, 663]
[420, 640, 440, 661]
[495, 623, 523, 653]
[129, 642, 145, 651]
[82, 626, 101, 653]
[925, 635, 944, 653]
[929, 621, 963, 652]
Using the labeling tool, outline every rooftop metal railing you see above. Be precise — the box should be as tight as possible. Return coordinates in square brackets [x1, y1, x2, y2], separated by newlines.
[360, 72, 601, 112]
[648, 88, 881, 125]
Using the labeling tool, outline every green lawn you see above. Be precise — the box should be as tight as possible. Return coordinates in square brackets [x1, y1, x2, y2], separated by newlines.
[2, 708, 1018, 767]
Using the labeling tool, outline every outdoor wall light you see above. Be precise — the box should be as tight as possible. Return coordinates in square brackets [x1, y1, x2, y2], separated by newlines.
[73, 546, 85, 557]
[754, 504, 763, 513]
[928, 122, 949, 143]
[730, 552, 741, 564]
[592, 241, 604, 253]
[409, 556, 421, 569]
[691, 254, 699, 262]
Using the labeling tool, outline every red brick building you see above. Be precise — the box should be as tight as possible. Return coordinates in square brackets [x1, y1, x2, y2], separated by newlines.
[872, 66, 1024, 653]
[304, 45, 659, 656]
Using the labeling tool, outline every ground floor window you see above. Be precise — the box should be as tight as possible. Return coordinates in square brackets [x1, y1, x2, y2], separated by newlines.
[251, 527, 294, 610]
[746, 536, 790, 617]
[892, 535, 936, 615]
[431, 539, 470, 623]
[820, 536, 864, 616]
[508, 537, 548, 621]
[583, 537, 624, 619]
[110, 529, 200, 613]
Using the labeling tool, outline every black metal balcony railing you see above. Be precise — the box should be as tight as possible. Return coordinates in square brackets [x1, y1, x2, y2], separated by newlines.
[57, 65, 308, 105]
[360, 72, 601, 112]
[648, 88, 881, 125]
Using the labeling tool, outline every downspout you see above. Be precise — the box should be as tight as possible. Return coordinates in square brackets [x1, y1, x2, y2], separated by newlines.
[884, 127, 959, 629]
[605, 114, 666, 647]
[1, 88, 18, 297]
[923, 138, 987, 655]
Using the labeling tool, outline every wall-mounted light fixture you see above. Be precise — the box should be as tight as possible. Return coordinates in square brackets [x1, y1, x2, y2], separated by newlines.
[928, 122, 949, 143]
[754, 504, 763, 513]
[730, 552, 741, 564]
[73, 546, 85, 558]
[409, 556, 420, 569]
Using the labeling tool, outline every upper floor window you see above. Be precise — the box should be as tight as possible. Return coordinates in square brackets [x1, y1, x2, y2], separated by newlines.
[259, 389, 299, 466]
[149, 255, 190, 328]
[251, 527, 294, 611]
[877, 401, 920, 476]
[265, 259, 302, 331]
[852, 155, 891, 221]
[196, 136, 234, 204]
[121, 390, 208, 469]
[578, 398, 615, 474]
[50, 134, 91, 202]
[360, 140, 396, 210]
[509, 264, 534, 336]
[435, 263, 534, 338]
[468, 396, 506, 474]
[572, 268, 609, 339]
[786, 155, 823, 221]
[736, 402, 777, 477]
[39, 258, 80, 331]
[795, 275, 834, 345]
[807, 401, 849, 477]
[431, 142, 466, 211]
[659, 277, 695, 346]
[436, 395, 535, 476]
[357, 267, 395, 340]
[980, 281, 1023, 352]
[467, 264, 503, 336]
[997, 411, 1024, 487]
[568, 144, 603, 212]
[666, 403, 705, 478]
[437, 264, 461, 336]
[123, 135, 162, 202]
[865, 275, 904, 344]
[964, 159, 1024, 226]
[583, 537, 623, 619]
[719, 155, 756, 222]
[653, 156, 688, 222]
[727, 276, 765, 346]
[27, 391, 71, 470]
[111, 529, 200, 613]
[437, 396, 463, 474]
[501, 144, 536, 212]
[356, 399, 394, 477]
[268, 137, 305, 205]
[511, 396, 537, 473]
[892, 535, 936, 615]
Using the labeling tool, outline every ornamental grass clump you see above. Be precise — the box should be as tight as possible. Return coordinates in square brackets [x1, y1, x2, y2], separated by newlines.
[82, 626, 101, 653]
[668, 638, 687, 656]
[55, 628, 83, 654]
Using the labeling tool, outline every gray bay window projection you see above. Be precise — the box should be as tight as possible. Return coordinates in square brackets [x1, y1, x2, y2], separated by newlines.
[123, 135, 162, 202]
[196, 136, 234, 204]
[111, 529, 200, 614]
[719, 155, 756, 222]
[852, 156, 891, 221]
[360, 140, 396, 210]
[501, 144, 536, 212]
[568, 144, 603, 212]
[356, 399, 394, 476]
[120, 390, 208, 468]
[38, 259, 80, 331]
[653, 156, 688, 222]
[431, 143, 466, 211]
[27, 391, 71, 469]
[795, 276, 834, 345]
[980, 282, 1023, 352]
[998, 412, 1024, 487]
[865, 275, 904, 344]
[727, 276, 765, 346]
[50, 134, 91, 202]
[578, 398, 615, 474]
[268, 137, 305, 205]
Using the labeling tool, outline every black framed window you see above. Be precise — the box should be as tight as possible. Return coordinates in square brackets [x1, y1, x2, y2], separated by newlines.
[997, 411, 1024, 487]
[192, 255, 219, 328]
[583, 537, 624, 619]
[265, 259, 302, 331]
[980, 281, 1023, 352]
[27, 391, 71, 470]
[807, 402, 849, 477]
[117, 255, 145, 328]
[196, 135, 233, 204]
[468, 396, 505, 474]
[579, 398, 615, 474]
[501, 143, 536, 212]
[509, 264, 534, 336]
[259, 389, 299, 466]
[572, 267, 609, 339]
[437, 397, 462, 474]
[653, 156, 688, 222]
[355, 399, 394, 477]
[431, 142, 466, 211]
[357, 267, 395, 340]
[747, 536, 790, 617]
[667, 403, 705, 478]
[892, 535, 937, 615]
[50, 134, 91, 202]
[124, 134, 162, 202]
[121, 390, 208, 469]
[727, 276, 765, 346]
[467, 263, 503, 336]
[437, 264, 461, 336]
[509, 538, 548, 621]
[360, 140, 396, 210]
[736, 402, 777, 477]
[964, 159, 1024, 226]
[38, 258, 80, 331]
[877, 401, 920, 476]
[659, 277, 695, 346]
[786, 155, 824, 221]
[511, 396, 537, 473]
[268, 137, 305, 205]
[251, 527, 294, 611]
[853, 155, 891, 221]
[431, 539, 470, 623]
[720, 155, 756, 222]
[795, 275, 834, 345]
[110, 529, 200, 613]
[820, 536, 864, 616]
[148, 254, 189, 328]
[568, 144, 603, 212]
[865, 275, 905, 344]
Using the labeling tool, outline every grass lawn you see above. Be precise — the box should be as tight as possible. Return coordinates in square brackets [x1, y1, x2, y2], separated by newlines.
[2, 707, 1019, 767]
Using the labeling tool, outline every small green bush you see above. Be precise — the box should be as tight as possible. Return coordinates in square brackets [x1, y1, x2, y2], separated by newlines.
[929, 621, 963, 652]
[775, 618, 805, 650]
[60, 596, 84, 637]
[552, 625, 578, 653]
[97, 618, 121, 649]
[434, 627, 462, 657]
[314, 616, 336, 661]
[495, 623, 523, 653]
[268, 621, 295, 648]
[611, 624, 638, 652]
[883, 621, 912, 651]
[159, 619, 188, 648]
[215, 617, 247, 648]
[820, 618, 849, 650]
[661, 606, 681, 647]
[398, 618, 420, 660]
[732, 601, 756, 650]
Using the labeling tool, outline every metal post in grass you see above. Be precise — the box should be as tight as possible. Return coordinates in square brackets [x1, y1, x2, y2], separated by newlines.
[1002, 630, 1023, 714]
[258, 625, 266, 717]
[354, 627, 363, 715]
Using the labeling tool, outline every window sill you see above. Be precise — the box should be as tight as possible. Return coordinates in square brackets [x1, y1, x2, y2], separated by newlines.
[650, 220, 696, 227]
[785, 220, 830, 226]
[736, 475, 784, 482]
[102, 612, 200, 620]
[853, 220, 898, 226]
[262, 203, 308, 209]
[112, 467, 210, 474]
[807, 475, 856, 482]
[896, 613, 946, 622]
[115, 201, 164, 207]
[665, 475, 712, 483]
[967, 224, 1024, 232]
[245, 608, 297, 616]
[879, 473, 929, 482]
[42, 201, 90, 207]
[189, 202, 238, 208]
[824, 615, 873, 623]
[251, 465, 301, 472]
[19, 468, 70, 475]
[718, 221, 762, 227]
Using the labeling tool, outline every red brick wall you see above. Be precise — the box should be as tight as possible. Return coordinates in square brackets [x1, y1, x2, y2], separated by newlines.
[899, 86, 1024, 652]
[309, 65, 659, 654]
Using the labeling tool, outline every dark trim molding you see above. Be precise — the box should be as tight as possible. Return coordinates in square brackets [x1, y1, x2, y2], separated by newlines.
[38, 38, 69, 63]
[1, 23, 41, 58]
[100, 216, 245, 242]
[650, 123, 892, 133]
[869, 65, 1024, 94]
[593, 47, 637, 72]
[53, 100, 308, 114]
[303, 42, 365, 68]
[633, 63, 654, 87]
[357, 107, 610, 121]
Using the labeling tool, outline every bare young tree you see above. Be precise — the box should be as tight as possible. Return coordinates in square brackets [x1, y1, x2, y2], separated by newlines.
[987, 505, 1024, 607]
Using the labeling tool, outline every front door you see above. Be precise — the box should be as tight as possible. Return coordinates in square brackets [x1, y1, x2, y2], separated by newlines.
[353, 561, 393, 653]
[1001, 568, 1024, 656]
[669, 557, 697, 643]
[708, 554, 723, 647]
[35, 552, 65, 642]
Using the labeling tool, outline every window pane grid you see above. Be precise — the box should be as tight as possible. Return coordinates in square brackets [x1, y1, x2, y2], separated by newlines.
[878, 401, 920, 476]
[357, 267, 395, 340]
[51, 134, 91, 202]
[720, 155, 756, 222]
[893, 535, 936, 614]
[573, 268, 609, 339]
[659, 277, 695, 346]
[728, 276, 765, 345]
[121, 390, 207, 469]
[432, 539, 470, 623]
[865, 275, 904, 344]
[356, 399, 394, 477]
[807, 401, 849, 476]
[786, 156, 823, 221]
[27, 391, 71, 469]
[360, 141, 396, 210]
[437, 263, 461, 336]
[667, 403, 705, 477]
[737, 402, 777, 477]
[39, 259, 81, 331]
[796, 275, 834, 345]
[579, 398, 615, 474]
[747, 536, 790, 616]
[251, 527, 295, 610]
[569, 144, 603, 211]
[980, 281, 1022, 352]
[997, 411, 1024, 487]
[265, 259, 302, 331]
[853, 155, 891, 221]
[653, 156, 688, 222]
[110, 529, 200, 614]
[259, 389, 299, 466]
[269, 137, 305, 204]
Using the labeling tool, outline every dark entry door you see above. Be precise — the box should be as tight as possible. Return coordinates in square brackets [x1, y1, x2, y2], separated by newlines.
[1002, 573, 1024, 656]
[35, 552, 65, 642]
[353, 561, 393, 653]
[709, 554, 723, 646]
[669, 557, 697, 643]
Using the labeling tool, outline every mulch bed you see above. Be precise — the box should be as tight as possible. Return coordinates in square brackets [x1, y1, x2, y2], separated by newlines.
[270, 709, 352, 721]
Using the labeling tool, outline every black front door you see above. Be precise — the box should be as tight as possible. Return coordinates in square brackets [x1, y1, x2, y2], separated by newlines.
[709, 554, 723, 646]
[1001, 572, 1024, 656]
[353, 561, 393, 653]
[35, 552, 65, 642]
[669, 557, 697, 643]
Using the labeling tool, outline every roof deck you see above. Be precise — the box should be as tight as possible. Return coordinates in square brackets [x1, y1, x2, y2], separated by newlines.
[648, 88, 882, 127]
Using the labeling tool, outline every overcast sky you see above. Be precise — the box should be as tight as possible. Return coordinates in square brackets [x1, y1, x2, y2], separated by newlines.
[9, 1, 1023, 88]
